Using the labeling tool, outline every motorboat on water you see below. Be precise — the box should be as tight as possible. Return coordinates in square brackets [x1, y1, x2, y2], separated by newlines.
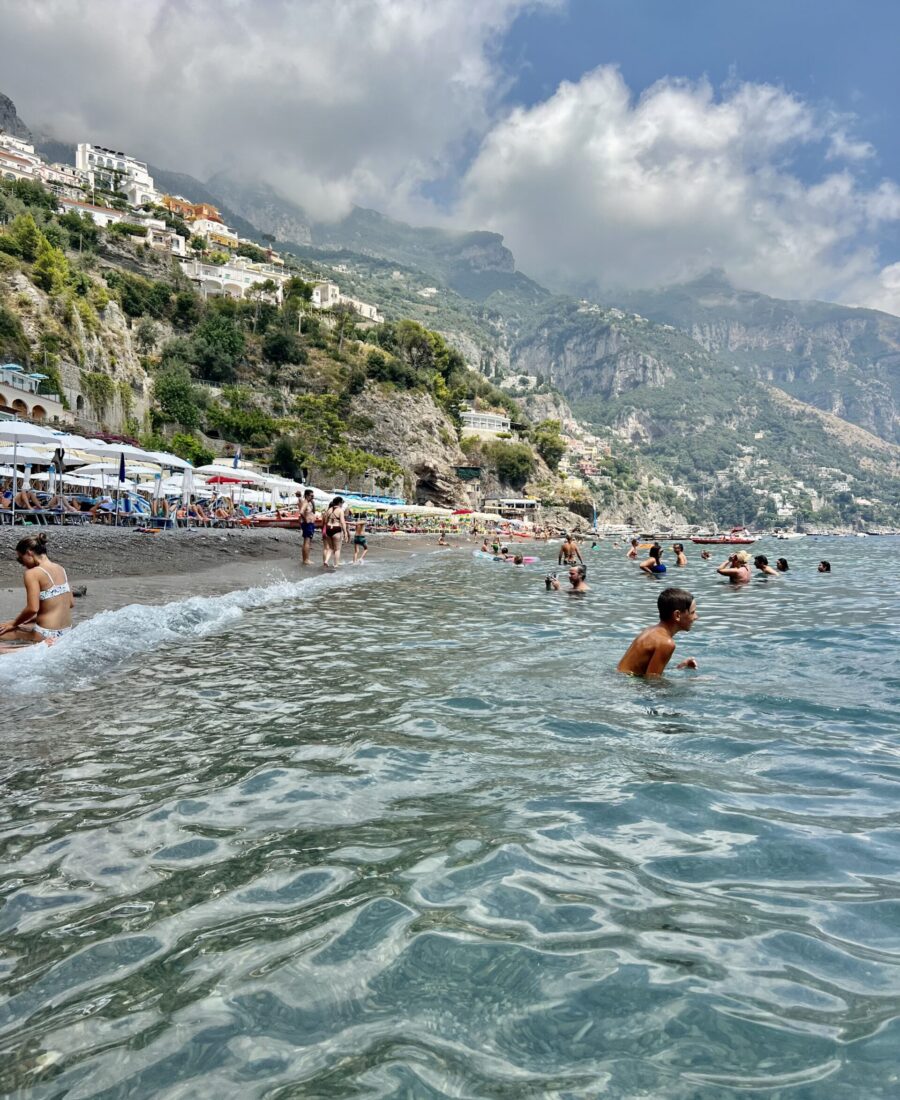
[773, 530, 805, 540]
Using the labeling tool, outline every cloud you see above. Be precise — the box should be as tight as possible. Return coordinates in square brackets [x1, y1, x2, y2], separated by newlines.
[457, 67, 900, 311]
[3, 5, 900, 314]
[0, 0, 552, 220]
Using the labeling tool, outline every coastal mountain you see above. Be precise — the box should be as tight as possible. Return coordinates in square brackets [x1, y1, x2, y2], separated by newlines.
[8, 86, 900, 525]
[207, 173, 548, 303]
[609, 269, 900, 445]
[0, 92, 31, 140]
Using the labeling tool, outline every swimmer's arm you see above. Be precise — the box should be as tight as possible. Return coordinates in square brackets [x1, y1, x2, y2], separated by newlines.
[638, 559, 653, 573]
[644, 640, 676, 677]
[676, 657, 698, 670]
[717, 563, 738, 577]
[1, 572, 40, 633]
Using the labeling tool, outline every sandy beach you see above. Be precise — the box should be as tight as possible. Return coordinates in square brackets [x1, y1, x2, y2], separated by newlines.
[0, 526, 453, 623]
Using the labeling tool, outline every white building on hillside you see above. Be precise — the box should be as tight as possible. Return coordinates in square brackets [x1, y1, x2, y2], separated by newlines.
[0, 132, 42, 181]
[460, 409, 512, 438]
[179, 256, 290, 303]
[37, 162, 85, 199]
[76, 142, 156, 206]
[310, 281, 383, 322]
[189, 216, 239, 248]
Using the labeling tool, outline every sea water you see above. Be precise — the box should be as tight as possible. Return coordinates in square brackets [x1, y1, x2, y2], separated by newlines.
[1, 538, 899, 1099]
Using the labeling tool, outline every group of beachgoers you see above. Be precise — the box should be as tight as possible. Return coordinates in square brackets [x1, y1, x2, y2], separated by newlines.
[0, 519, 836, 667]
[296, 490, 368, 569]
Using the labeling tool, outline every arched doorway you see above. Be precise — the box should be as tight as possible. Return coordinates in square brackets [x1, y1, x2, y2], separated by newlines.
[11, 399, 27, 416]
[31, 404, 47, 421]
[76, 395, 85, 412]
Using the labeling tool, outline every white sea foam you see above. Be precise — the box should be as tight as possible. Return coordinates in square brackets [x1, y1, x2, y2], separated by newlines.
[0, 559, 410, 694]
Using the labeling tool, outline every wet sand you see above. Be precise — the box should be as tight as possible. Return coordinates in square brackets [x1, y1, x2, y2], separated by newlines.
[0, 527, 466, 623]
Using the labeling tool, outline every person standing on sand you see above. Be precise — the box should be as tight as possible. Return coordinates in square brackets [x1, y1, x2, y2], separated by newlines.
[717, 550, 751, 584]
[617, 587, 698, 677]
[0, 533, 74, 651]
[322, 497, 350, 569]
[297, 489, 317, 566]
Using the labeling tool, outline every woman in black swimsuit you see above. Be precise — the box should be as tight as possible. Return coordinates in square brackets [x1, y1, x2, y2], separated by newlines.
[322, 497, 350, 569]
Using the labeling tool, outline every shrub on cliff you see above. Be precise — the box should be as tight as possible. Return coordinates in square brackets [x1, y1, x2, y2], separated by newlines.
[484, 440, 535, 489]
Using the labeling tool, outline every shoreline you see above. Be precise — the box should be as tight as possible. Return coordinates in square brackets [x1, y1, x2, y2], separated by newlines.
[0, 527, 459, 624]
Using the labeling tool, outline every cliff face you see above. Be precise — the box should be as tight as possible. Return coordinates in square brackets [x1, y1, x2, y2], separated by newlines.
[344, 384, 468, 506]
[0, 93, 31, 140]
[611, 271, 900, 445]
[1, 270, 151, 433]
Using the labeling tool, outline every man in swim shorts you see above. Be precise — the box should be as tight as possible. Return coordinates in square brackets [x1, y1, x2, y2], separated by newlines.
[617, 587, 698, 676]
[298, 489, 317, 566]
[558, 535, 584, 566]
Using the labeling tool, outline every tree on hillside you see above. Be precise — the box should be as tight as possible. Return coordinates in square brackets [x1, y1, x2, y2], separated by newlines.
[332, 302, 357, 353]
[153, 366, 202, 429]
[31, 238, 69, 294]
[8, 213, 43, 262]
[532, 419, 565, 471]
[189, 313, 245, 383]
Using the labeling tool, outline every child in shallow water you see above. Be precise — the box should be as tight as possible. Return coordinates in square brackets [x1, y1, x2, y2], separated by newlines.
[617, 587, 698, 677]
[352, 520, 368, 564]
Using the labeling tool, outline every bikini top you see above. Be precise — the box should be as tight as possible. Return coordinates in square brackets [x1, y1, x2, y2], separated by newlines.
[37, 565, 70, 601]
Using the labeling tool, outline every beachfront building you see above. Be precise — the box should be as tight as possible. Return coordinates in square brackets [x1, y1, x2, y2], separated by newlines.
[483, 496, 539, 519]
[310, 282, 383, 323]
[179, 256, 290, 303]
[0, 364, 69, 424]
[76, 143, 156, 206]
[460, 409, 512, 439]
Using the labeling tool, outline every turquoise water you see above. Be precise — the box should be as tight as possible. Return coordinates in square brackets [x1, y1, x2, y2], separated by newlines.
[2, 538, 900, 1098]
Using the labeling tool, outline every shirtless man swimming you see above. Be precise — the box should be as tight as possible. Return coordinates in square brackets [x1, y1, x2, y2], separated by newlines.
[617, 587, 698, 677]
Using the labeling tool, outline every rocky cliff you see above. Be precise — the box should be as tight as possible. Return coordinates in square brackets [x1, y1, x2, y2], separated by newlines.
[611, 270, 900, 445]
[0, 93, 31, 140]
[2, 268, 151, 432]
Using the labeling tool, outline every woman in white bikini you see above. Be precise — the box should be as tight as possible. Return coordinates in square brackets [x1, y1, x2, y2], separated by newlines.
[0, 533, 74, 650]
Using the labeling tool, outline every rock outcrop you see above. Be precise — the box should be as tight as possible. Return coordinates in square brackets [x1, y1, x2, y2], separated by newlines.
[0, 93, 31, 141]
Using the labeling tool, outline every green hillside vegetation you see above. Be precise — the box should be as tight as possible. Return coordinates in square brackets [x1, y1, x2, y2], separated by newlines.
[0, 176, 549, 497]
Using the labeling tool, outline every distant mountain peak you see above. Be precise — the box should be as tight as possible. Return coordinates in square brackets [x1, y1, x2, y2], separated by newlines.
[0, 92, 32, 141]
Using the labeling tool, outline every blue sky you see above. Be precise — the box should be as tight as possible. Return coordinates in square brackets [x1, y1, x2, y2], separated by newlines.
[501, 0, 899, 185]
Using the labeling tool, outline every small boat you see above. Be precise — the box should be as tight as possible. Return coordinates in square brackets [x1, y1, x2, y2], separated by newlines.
[691, 526, 756, 546]
[773, 531, 805, 540]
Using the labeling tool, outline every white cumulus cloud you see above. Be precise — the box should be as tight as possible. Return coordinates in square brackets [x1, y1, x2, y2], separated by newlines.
[0, 0, 554, 220]
[457, 66, 900, 311]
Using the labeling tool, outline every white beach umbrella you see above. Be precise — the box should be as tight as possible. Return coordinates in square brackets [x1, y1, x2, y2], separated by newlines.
[195, 463, 267, 484]
[145, 450, 192, 470]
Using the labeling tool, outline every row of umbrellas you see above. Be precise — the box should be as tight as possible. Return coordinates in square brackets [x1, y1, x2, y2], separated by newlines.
[0, 418, 514, 524]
